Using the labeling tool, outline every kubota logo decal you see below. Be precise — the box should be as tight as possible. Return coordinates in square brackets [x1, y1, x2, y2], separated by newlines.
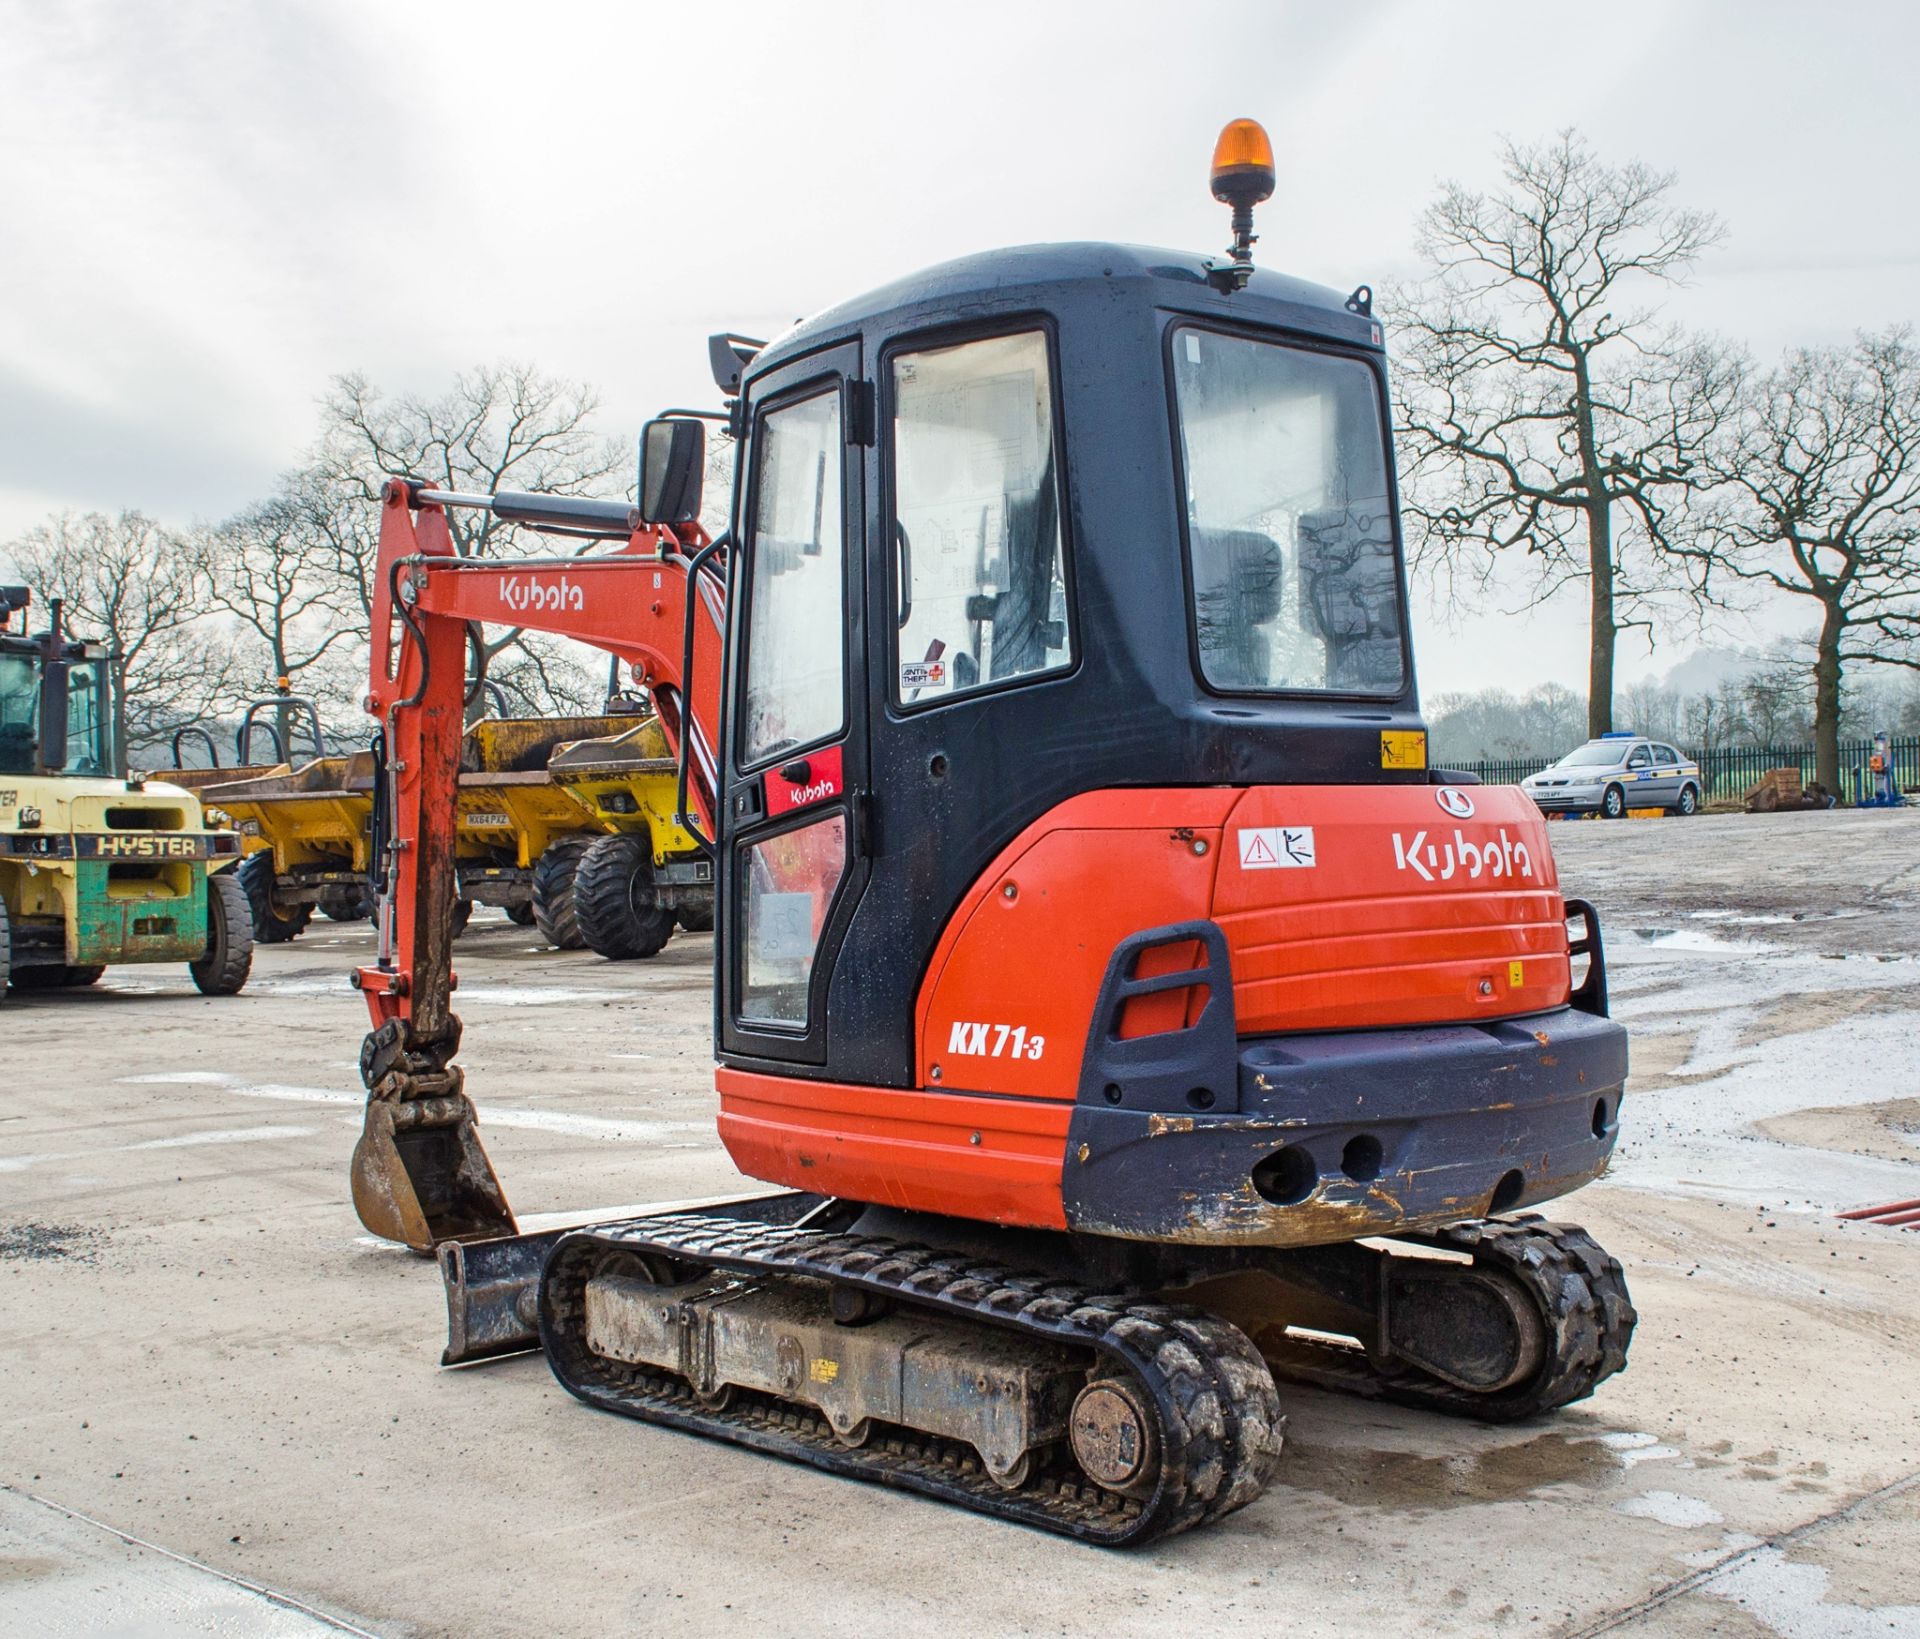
[1435, 786, 1476, 818]
[1391, 827, 1534, 883]
[499, 574, 585, 614]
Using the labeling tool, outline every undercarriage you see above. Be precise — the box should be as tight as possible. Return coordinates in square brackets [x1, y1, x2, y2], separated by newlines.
[439, 1192, 1635, 1544]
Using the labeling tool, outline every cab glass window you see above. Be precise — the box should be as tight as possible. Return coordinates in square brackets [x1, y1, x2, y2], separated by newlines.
[0, 653, 37, 773]
[1171, 327, 1404, 695]
[740, 814, 847, 1027]
[741, 390, 845, 766]
[891, 330, 1069, 705]
[62, 660, 112, 775]
[1627, 745, 1651, 768]
[1654, 744, 1680, 766]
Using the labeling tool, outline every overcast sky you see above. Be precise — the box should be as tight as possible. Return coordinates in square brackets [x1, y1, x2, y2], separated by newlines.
[3, 0, 1916, 698]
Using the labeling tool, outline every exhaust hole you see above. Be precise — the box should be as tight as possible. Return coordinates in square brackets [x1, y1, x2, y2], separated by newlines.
[1251, 1146, 1317, 1207]
[1185, 1086, 1215, 1111]
[1340, 1134, 1382, 1183]
[1592, 1097, 1612, 1138]
[1490, 1169, 1526, 1214]
[1102, 1083, 1123, 1105]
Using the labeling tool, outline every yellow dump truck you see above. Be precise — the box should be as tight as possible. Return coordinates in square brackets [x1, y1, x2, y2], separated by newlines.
[548, 717, 714, 957]
[201, 711, 676, 948]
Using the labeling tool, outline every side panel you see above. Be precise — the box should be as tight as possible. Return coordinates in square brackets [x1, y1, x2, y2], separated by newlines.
[912, 789, 1236, 1100]
[1213, 784, 1570, 1031]
[715, 1067, 1072, 1229]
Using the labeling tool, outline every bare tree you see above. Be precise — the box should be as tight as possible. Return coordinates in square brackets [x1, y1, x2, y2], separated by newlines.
[1393, 132, 1734, 736]
[314, 363, 628, 720]
[1686, 330, 1920, 788]
[3, 510, 235, 764]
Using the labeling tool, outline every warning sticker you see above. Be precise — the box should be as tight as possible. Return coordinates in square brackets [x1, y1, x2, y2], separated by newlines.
[1237, 826, 1316, 870]
[1380, 730, 1428, 769]
[900, 660, 946, 690]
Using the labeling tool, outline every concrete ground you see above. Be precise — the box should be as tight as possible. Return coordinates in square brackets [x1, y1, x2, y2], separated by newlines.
[3, 807, 1918, 1638]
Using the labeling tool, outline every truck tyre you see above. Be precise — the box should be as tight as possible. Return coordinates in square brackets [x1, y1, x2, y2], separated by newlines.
[505, 901, 536, 927]
[676, 897, 715, 933]
[321, 886, 376, 921]
[450, 897, 474, 938]
[1676, 783, 1700, 816]
[191, 870, 255, 995]
[1601, 784, 1627, 820]
[575, 833, 675, 960]
[9, 963, 106, 989]
[531, 836, 595, 950]
[238, 851, 312, 943]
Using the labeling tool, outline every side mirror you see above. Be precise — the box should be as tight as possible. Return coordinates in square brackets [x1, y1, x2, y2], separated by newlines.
[638, 418, 705, 528]
[39, 659, 69, 771]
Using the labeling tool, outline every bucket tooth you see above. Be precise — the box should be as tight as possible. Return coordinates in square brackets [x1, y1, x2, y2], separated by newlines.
[351, 1094, 515, 1252]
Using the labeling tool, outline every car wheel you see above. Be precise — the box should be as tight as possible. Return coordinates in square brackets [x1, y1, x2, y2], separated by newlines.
[1601, 784, 1627, 819]
[1676, 783, 1699, 817]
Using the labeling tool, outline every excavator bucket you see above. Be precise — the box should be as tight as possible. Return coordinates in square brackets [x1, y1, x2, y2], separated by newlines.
[350, 1094, 516, 1253]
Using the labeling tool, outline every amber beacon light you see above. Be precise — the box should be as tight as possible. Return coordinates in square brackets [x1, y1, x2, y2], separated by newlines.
[1209, 118, 1275, 290]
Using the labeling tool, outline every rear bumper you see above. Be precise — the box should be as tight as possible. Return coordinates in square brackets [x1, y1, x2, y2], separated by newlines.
[1062, 1005, 1628, 1247]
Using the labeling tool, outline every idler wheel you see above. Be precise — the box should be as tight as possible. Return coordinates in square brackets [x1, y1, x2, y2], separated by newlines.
[1069, 1376, 1161, 1499]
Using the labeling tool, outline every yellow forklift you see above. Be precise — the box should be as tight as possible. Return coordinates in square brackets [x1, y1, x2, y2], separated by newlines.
[0, 587, 251, 998]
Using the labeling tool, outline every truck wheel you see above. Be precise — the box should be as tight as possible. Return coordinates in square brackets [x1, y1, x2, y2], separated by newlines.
[238, 851, 312, 943]
[676, 898, 715, 933]
[191, 870, 255, 996]
[1601, 784, 1627, 819]
[321, 887, 376, 921]
[9, 963, 105, 989]
[531, 836, 595, 950]
[505, 901, 536, 927]
[575, 834, 675, 960]
[450, 897, 474, 938]
[1676, 783, 1700, 816]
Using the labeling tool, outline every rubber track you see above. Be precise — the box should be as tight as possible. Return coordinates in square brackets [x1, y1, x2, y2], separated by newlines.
[541, 1214, 1286, 1545]
[1263, 1215, 1636, 1422]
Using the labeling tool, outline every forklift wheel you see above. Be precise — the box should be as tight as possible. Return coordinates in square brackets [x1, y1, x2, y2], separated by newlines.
[8, 964, 106, 989]
[191, 870, 256, 996]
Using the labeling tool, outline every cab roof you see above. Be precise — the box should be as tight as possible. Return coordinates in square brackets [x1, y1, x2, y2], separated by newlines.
[750, 241, 1381, 378]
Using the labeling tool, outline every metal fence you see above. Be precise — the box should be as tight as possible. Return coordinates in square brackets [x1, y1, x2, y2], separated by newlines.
[1437, 734, 1920, 805]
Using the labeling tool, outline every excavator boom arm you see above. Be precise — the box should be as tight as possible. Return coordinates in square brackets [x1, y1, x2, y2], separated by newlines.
[349, 478, 724, 1248]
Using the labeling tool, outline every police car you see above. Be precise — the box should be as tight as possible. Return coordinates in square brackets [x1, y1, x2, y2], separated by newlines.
[1521, 733, 1704, 818]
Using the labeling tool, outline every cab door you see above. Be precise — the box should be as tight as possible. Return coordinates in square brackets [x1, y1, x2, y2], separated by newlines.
[718, 341, 869, 1067]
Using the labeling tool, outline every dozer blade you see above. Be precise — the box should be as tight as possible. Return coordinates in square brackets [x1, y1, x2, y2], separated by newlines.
[351, 1093, 516, 1253]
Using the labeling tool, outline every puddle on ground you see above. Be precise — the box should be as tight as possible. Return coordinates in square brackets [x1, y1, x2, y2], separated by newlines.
[1635, 928, 1786, 956]
[1281, 1430, 1622, 1509]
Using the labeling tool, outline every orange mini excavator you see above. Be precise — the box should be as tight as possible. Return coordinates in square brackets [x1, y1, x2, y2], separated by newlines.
[348, 121, 1634, 1544]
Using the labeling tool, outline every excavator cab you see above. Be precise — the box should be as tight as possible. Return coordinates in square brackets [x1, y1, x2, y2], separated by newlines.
[352, 123, 1634, 1542]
